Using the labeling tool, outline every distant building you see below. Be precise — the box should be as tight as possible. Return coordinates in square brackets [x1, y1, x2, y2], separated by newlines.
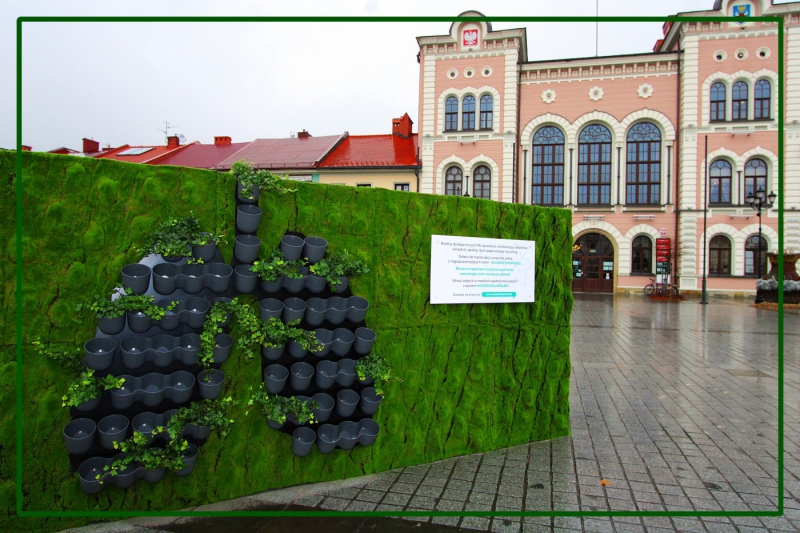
[153, 136, 249, 169]
[93, 135, 193, 164]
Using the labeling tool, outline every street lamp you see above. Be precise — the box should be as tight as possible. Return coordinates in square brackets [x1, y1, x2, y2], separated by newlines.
[746, 187, 777, 303]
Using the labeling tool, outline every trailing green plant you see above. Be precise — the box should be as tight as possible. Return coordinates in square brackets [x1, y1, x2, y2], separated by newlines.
[232, 300, 265, 361]
[74, 288, 177, 320]
[262, 318, 320, 352]
[99, 430, 190, 482]
[33, 338, 82, 372]
[245, 386, 318, 425]
[355, 352, 399, 397]
[62, 370, 125, 408]
[137, 214, 202, 259]
[166, 396, 237, 439]
[198, 300, 235, 371]
[310, 250, 369, 292]
[232, 159, 296, 198]
[250, 249, 305, 283]
[191, 231, 227, 248]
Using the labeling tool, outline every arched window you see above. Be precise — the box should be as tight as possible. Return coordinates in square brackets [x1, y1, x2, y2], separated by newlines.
[473, 165, 491, 199]
[578, 124, 612, 205]
[445, 166, 462, 196]
[711, 82, 726, 122]
[709, 235, 732, 276]
[479, 95, 493, 130]
[532, 127, 564, 206]
[732, 81, 748, 120]
[709, 160, 732, 205]
[462, 95, 476, 130]
[745, 235, 768, 277]
[755, 80, 771, 120]
[744, 158, 768, 199]
[626, 122, 661, 205]
[445, 96, 458, 132]
[631, 235, 652, 274]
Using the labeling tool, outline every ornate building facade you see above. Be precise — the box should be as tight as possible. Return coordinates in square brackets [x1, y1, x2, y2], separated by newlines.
[416, 0, 794, 295]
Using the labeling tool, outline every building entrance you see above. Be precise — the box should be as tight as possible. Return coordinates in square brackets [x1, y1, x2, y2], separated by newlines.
[572, 233, 615, 293]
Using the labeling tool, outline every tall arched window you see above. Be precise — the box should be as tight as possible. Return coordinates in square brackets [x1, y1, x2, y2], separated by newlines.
[462, 95, 476, 130]
[732, 81, 748, 120]
[445, 96, 458, 131]
[445, 166, 462, 196]
[744, 158, 768, 199]
[479, 95, 493, 130]
[745, 235, 768, 277]
[631, 235, 652, 274]
[626, 122, 661, 205]
[709, 160, 732, 205]
[711, 82, 726, 121]
[578, 124, 612, 205]
[709, 235, 732, 276]
[473, 165, 491, 199]
[532, 126, 564, 206]
[755, 80, 771, 120]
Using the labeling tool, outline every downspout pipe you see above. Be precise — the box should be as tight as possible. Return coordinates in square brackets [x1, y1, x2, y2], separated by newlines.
[674, 49, 682, 291]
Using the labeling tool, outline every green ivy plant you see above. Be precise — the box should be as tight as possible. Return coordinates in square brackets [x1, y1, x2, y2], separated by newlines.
[166, 396, 237, 439]
[246, 385, 318, 425]
[62, 370, 125, 408]
[263, 318, 320, 352]
[100, 429, 190, 482]
[232, 160, 296, 199]
[137, 214, 202, 259]
[74, 288, 177, 320]
[310, 250, 369, 292]
[33, 338, 82, 372]
[250, 249, 305, 283]
[198, 300, 235, 371]
[355, 352, 399, 397]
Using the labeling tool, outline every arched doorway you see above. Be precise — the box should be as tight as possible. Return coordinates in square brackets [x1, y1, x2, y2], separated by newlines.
[572, 233, 615, 293]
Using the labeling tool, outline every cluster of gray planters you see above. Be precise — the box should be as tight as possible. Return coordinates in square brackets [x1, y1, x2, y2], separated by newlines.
[119, 332, 232, 369]
[259, 326, 365, 361]
[304, 297, 369, 326]
[110, 370, 195, 409]
[236, 205, 262, 234]
[131, 409, 211, 444]
[152, 263, 232, 295]
[77, 444, 198, 494]
[335, 387, 382, 417]
[256, 270, 320, 295]
[280, 235, 328, 264]
[316, 419, 380, 454]
[126, 297, 211, 334]
[121, 264, 152, 295]
[314, 358, 357, 389]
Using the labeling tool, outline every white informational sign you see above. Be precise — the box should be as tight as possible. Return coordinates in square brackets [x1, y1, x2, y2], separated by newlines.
[430, 235, 535, 304]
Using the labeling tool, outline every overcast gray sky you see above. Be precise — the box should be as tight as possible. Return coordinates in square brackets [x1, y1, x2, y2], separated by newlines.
[0, 0, 774, 151]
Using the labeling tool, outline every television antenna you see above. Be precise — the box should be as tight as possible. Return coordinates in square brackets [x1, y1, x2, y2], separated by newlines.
[157, 121, 177, 142]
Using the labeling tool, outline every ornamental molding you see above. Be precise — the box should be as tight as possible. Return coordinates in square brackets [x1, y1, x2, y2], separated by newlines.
[541, 89, 556, 104]
[520, 113, 571, 148]
[520, 60, 677, 83]
[588, 86, 604, 101]
[637, 83, 654, 99]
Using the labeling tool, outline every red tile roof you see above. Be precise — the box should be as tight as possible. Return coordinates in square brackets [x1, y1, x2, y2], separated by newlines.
[212, 134, 345, 170]
[94, 142, 194, 164]
[151, 142, 249, 169]
[318, 134, 419, 168]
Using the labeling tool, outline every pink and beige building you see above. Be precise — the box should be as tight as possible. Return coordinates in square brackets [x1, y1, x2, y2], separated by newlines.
[416, 0, 795, 296]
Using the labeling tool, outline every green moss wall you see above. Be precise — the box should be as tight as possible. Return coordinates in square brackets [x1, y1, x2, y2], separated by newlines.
[0, 150, 572, 532]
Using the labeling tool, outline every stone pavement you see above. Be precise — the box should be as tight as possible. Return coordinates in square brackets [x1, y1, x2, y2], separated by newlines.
[65, 294, 800, 533]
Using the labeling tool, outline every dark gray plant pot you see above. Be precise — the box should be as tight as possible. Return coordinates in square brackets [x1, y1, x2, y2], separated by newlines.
[213, 334, 233, 364]
[78, 456, 109, 494]
[261, 344, 284, 361]
[336, 421, 360, 450]
[83, 337, 116, 371]
[305, 274, 327, 293]
[236, 205, 263, 234]
[63, 418, 96, 455]
[143, 468, 166, 483]
[282, 297, 307, 323]
[267, 419, 284, 430]
[359, 387, 383, 415]
[198, 370, 225, 400]
[152, 263, 179, 294]
[303, 236, 328, 264]
[110, 371, 195, 409]
[292, 427, 317, 458]
[353, 327, 376, 355]
[331, 328, 355, 356]
[234, 235, 261, 264]
[331, 276, 350, 294]
[314, 359, 357, 389]
[290, 362, 314, 392]
[311, 392, 334, 423]
[259, 298, 284, 321]
[335, 358, 357, 387]
[261, 277, 284, 293]
[162, 253, 185, 263]
[120, 333, 201, 369]
[98, 315, 125, 335]
[75, 395, 101, 412]
[304, 298, 327, 327]
[126, 310, 152, 333]
[184, 423, 212, 441]
[282, 275, 307, 294]
[237, 179, 260, 204]
[209, 297, 233, 326]
[335, 389, 359, 418]
[206, 263, 233, 293]
[347, 297, 369, 323]
[312, 328, 333, 356]
[326, 297, 349, 325]
[155, 297, 209, 331]
[357, 419, 380, 447]
[97, 414, 129, 450]
[316, 421, 365, 454]
[264, 364, 288, 394]
[287, 340, 309, 359]
[121, 264, 152, 295]
[235, 264, 258, 294]
[131, 411, 167, 443]
[182, 264, 205, 293]
[280, 235, 304, 261]
[192, 233, 217, 262]
[111, 462, 139, 488]
[174, 443, 199, 477]
[316, 424, 338, 454]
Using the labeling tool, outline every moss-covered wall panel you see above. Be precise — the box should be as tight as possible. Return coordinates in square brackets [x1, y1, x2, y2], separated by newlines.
[1, 150, 571, 533]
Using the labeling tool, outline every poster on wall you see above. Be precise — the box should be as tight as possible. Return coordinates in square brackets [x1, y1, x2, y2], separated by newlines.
[430, 235, 536, 304]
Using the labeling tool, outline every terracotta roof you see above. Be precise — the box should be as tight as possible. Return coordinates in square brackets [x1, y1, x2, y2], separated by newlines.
[212, 134, 345, 170]
[318, 134, 419, 168]
[94, 142, 194, 164]
[151, 142, 249, 169]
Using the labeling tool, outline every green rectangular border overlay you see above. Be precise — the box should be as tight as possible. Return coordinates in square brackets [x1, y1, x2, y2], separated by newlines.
[16, 14, 785, 519]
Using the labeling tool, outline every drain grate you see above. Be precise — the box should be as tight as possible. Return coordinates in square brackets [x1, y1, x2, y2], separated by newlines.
[726, 369, 772, 378]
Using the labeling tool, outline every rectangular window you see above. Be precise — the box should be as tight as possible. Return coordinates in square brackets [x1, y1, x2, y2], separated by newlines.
[394, 183, 410, 191]
[356, 184, 372, 187]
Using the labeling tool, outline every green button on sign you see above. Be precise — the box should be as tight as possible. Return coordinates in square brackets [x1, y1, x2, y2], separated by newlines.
[481, 292, 516, 298]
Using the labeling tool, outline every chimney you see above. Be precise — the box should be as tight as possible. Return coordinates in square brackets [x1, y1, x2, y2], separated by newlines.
[214, 136, 232, 146]
[166, 135, 180, 148]
[298, 130, 311, 139]
[82, 138, 99, 153]
[21, 145, 32, 151]
[392, 113, 414, 138]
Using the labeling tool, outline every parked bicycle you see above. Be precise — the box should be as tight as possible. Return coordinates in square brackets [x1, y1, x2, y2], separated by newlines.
[643, 277, 678, 297]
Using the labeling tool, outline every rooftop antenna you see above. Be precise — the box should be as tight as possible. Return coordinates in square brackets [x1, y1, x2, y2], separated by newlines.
[157, 121, 177, 142]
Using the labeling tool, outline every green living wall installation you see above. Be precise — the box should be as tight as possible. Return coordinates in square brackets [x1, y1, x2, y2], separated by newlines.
[0, 150, 572, 532]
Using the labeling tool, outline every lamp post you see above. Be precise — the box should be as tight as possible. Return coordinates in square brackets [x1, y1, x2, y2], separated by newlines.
[746, 187, 777, 303]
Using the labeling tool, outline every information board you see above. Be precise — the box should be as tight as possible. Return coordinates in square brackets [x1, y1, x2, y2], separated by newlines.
[430, 235, 535, 304]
